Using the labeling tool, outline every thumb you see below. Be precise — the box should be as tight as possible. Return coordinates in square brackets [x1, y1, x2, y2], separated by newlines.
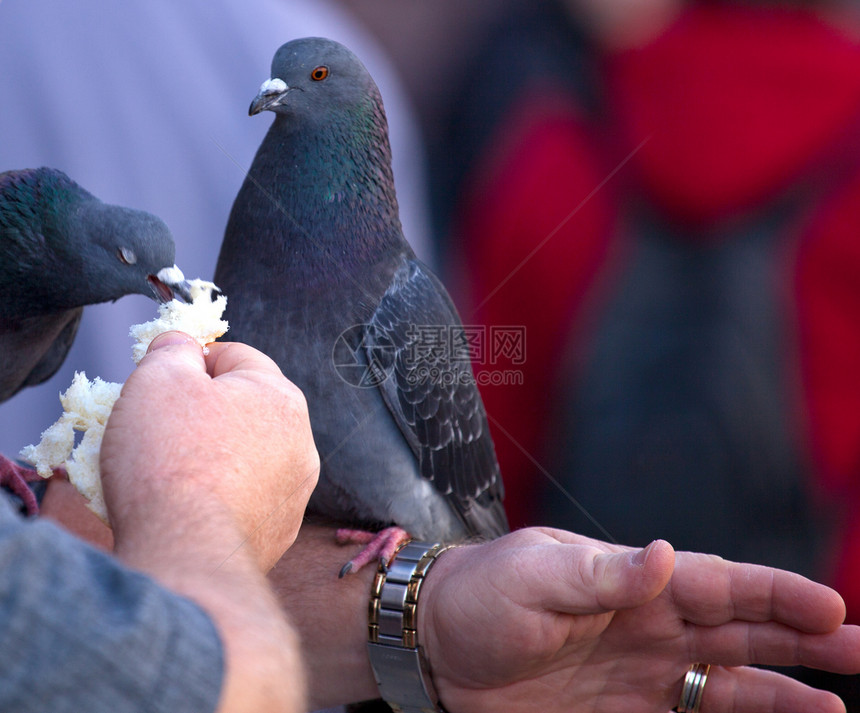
[510, 537, 676, 616]
[534, 539, 675, 616]
[589, 539, 675, 613]
[136, 331, 207, 375]
[146, 330, 200, 353]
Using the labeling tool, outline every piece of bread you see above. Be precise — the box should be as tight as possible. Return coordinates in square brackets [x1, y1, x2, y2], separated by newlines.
[20, 279, 228, 522]
[130, 279, 228, 364]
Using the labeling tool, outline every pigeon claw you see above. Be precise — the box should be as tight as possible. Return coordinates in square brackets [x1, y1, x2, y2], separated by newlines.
[336, 526, 412, 577]
[0, 454, 42, 516]
[338, 561, 354, 578]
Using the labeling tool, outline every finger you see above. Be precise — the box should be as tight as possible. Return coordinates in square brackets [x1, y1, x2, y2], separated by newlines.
[592, 539, 676, 612]
[137, 330, 207, 375]
[695, 665, 847, 713]
[671, 553, 847, 632]
[202, 341, 286, 381]
[146, 330, 200, 353]
[688, 621, 860, 674]
[526, 538, 675, 614]
[744, 567, 845, 632]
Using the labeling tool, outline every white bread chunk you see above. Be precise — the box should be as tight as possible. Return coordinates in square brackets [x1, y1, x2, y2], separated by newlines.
[19, 373, 121, 522]
[130, 279, 228, 364]
[20, 280, 228, 523]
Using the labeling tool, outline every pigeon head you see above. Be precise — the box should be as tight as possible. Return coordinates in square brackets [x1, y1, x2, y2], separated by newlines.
[249, 37, 382, 123]
[237, 37, 402, 261]
[70, 199, 192, 305]
[0, 168, 191, 317]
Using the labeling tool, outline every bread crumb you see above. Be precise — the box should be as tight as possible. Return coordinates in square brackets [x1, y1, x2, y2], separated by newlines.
[20, 280, 228, 523]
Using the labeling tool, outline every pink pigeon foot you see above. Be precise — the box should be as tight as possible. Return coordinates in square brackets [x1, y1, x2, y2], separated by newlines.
[336, 526, 411, 577]
[0, 454, 43, 516]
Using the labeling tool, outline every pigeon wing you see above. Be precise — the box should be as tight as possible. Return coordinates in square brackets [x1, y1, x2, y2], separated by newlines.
[365, 259, 508, 538]
[21, 310, 83, 390]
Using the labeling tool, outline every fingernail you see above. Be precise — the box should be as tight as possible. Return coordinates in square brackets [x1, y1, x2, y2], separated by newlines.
[147, 331, 196, 353]
[633, 541, 656, 567]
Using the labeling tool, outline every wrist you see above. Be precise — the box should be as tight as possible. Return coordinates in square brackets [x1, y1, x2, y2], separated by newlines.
[269, 524, 380, 709]
[414, 542, 465, 702]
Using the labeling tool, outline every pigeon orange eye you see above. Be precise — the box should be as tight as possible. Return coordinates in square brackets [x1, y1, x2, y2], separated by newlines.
[310, 66, 329, 81]
[118, 247, 137, 265]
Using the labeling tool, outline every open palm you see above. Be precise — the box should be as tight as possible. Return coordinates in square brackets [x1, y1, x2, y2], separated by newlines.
[420, 528, 860, 713]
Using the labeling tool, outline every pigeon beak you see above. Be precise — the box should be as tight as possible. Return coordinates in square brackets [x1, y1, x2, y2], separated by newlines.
[147, 264, 194, 303]
[250, 77, 290, 116]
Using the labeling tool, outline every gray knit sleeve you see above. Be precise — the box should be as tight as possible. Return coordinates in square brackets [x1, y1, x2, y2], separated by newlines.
[0, 495, 224, 712]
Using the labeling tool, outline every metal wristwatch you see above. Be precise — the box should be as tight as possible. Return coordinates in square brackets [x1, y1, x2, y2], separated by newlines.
[367, 540, 454, 713]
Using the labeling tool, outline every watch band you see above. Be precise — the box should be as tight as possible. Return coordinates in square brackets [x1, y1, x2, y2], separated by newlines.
[367, 540, 455, 713]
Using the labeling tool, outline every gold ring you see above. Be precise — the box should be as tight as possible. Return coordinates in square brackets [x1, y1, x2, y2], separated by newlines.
[675, 663, 710, 713]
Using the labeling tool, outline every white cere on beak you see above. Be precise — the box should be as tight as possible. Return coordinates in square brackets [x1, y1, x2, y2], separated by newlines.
[156, 264, 186, 285]
[259, 77, 288, 94]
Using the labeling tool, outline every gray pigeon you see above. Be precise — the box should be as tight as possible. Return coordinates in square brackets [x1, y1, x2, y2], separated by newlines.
[0, 166, 190, 512]
[215, 37, 508, 573]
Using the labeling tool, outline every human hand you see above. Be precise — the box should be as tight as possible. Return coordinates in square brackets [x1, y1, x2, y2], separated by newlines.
[100, 331, 319, 571]
[419, 527, 860, 713]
